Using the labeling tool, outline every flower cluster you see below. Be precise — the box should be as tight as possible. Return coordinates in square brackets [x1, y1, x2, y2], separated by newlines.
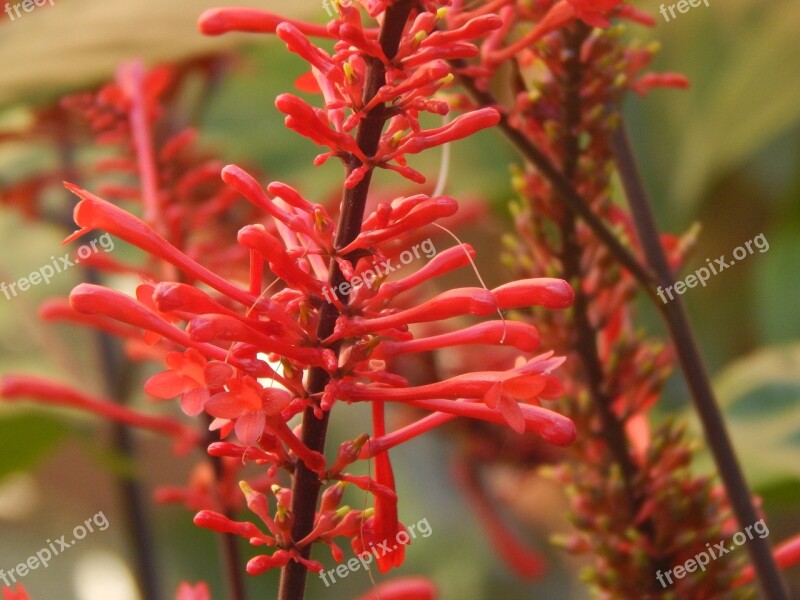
[479, 5, 748, 597]
[1, 1, 578, 594]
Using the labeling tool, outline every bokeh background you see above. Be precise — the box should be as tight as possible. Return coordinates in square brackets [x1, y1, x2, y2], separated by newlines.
[0, 0, 798, 598]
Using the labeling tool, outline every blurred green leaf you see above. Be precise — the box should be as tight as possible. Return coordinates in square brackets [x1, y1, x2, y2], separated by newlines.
[696, 344, 800, 485]
[753, 227, 800, 344]
[0, 413, 67, 479]
[0, 0, 321, 107]
[628, 0, 800, 215]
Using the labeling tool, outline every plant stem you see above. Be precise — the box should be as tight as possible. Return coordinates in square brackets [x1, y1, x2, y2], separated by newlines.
[277, 4, 415, 599]
[92, 327, 163, 600]
[453, 64, 658, 293]
[611, 121, 789, 600]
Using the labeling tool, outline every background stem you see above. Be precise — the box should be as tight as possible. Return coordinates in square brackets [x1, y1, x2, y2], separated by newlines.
[612, 120, 789, 600]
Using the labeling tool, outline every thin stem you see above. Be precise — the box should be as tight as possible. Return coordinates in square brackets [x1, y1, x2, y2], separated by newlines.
[611, 120, 789, 600]
[93, 329, 163, 600]
[277, 4, 415, 600]
[452, 63, 658, 293]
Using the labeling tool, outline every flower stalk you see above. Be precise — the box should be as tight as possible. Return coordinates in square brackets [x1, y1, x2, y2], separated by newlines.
[277, 3, 416, 599]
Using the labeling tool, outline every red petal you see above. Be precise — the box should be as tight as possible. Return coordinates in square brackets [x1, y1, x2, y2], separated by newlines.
[181, 387, 209, 416]
[175, 582, 211, 600]
[262, 388, 292, 416]
[145, 371, 197, 399]
[294, 71, 320, 93]
[204, 361, 234, 388]
[236, 412, 266, 445]
[498, 394, 526, 434]
[205, 392, 248, 419]
[501, 374, 548, 400]
[484, 381, 502, 409]
[354, 576, 437, 600]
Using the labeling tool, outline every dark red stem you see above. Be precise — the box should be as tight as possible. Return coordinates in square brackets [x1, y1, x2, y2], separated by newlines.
[277, 4, 415, 600]
[611, 121, 789, 600]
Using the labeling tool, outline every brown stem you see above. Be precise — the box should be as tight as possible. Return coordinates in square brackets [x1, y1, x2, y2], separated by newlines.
[277, 4, 415, 600]
[611, 122, 789, 600]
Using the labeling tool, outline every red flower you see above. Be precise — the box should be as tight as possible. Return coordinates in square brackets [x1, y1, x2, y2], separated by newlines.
[1, 585, 30, 600]
[145, 348, 233, 416]
[353, 577, 437, 600]
[175, 582, 211, 600]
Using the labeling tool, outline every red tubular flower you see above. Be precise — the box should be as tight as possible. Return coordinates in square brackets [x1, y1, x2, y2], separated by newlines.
[198, 8, 333, 38]
[66, 184, 255, 306]
[1, 586, 30, 600]
[0, 3, 582, 590]
[353, 576, 438, 600]
[364, 401, 405, 573]
[175, 582, 211, 600]
[193, 510, 273, 544]
[491, 278, 575, 310]
[0, 376, 199, 450]
[631, 72, 691, 96]
[376, 321, 541, 356]
[733, 533, 800, 588]
[332, 287, 499, 339]
[340, 196, 459, 252]
[246, 550, 292, 575]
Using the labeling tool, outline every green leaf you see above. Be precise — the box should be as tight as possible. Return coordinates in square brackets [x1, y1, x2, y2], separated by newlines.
[690, 344, 800, 486]
[0, 413, 68, 480]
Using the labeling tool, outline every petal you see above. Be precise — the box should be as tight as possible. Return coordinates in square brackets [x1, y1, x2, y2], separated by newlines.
[205, 392, 247, 419]
[145, 371, 197, 399]
[181, 387, 210, 416]
[236, 412, 266, 445]
[483, 381, 502, 409]
[262, 388, 293, 416]
[204, 361, 234, 388]
[501, 374, 548, 400]
[498, 394, 526, 434]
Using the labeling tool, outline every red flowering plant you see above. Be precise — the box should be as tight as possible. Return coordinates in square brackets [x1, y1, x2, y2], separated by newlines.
[0, 1, 581, 599]
[1, 1, 799, 599]
[434, 0, 800, 598]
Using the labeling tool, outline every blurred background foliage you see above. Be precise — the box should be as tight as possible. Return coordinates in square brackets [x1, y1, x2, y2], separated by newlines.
[0, 0, 797, 598]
